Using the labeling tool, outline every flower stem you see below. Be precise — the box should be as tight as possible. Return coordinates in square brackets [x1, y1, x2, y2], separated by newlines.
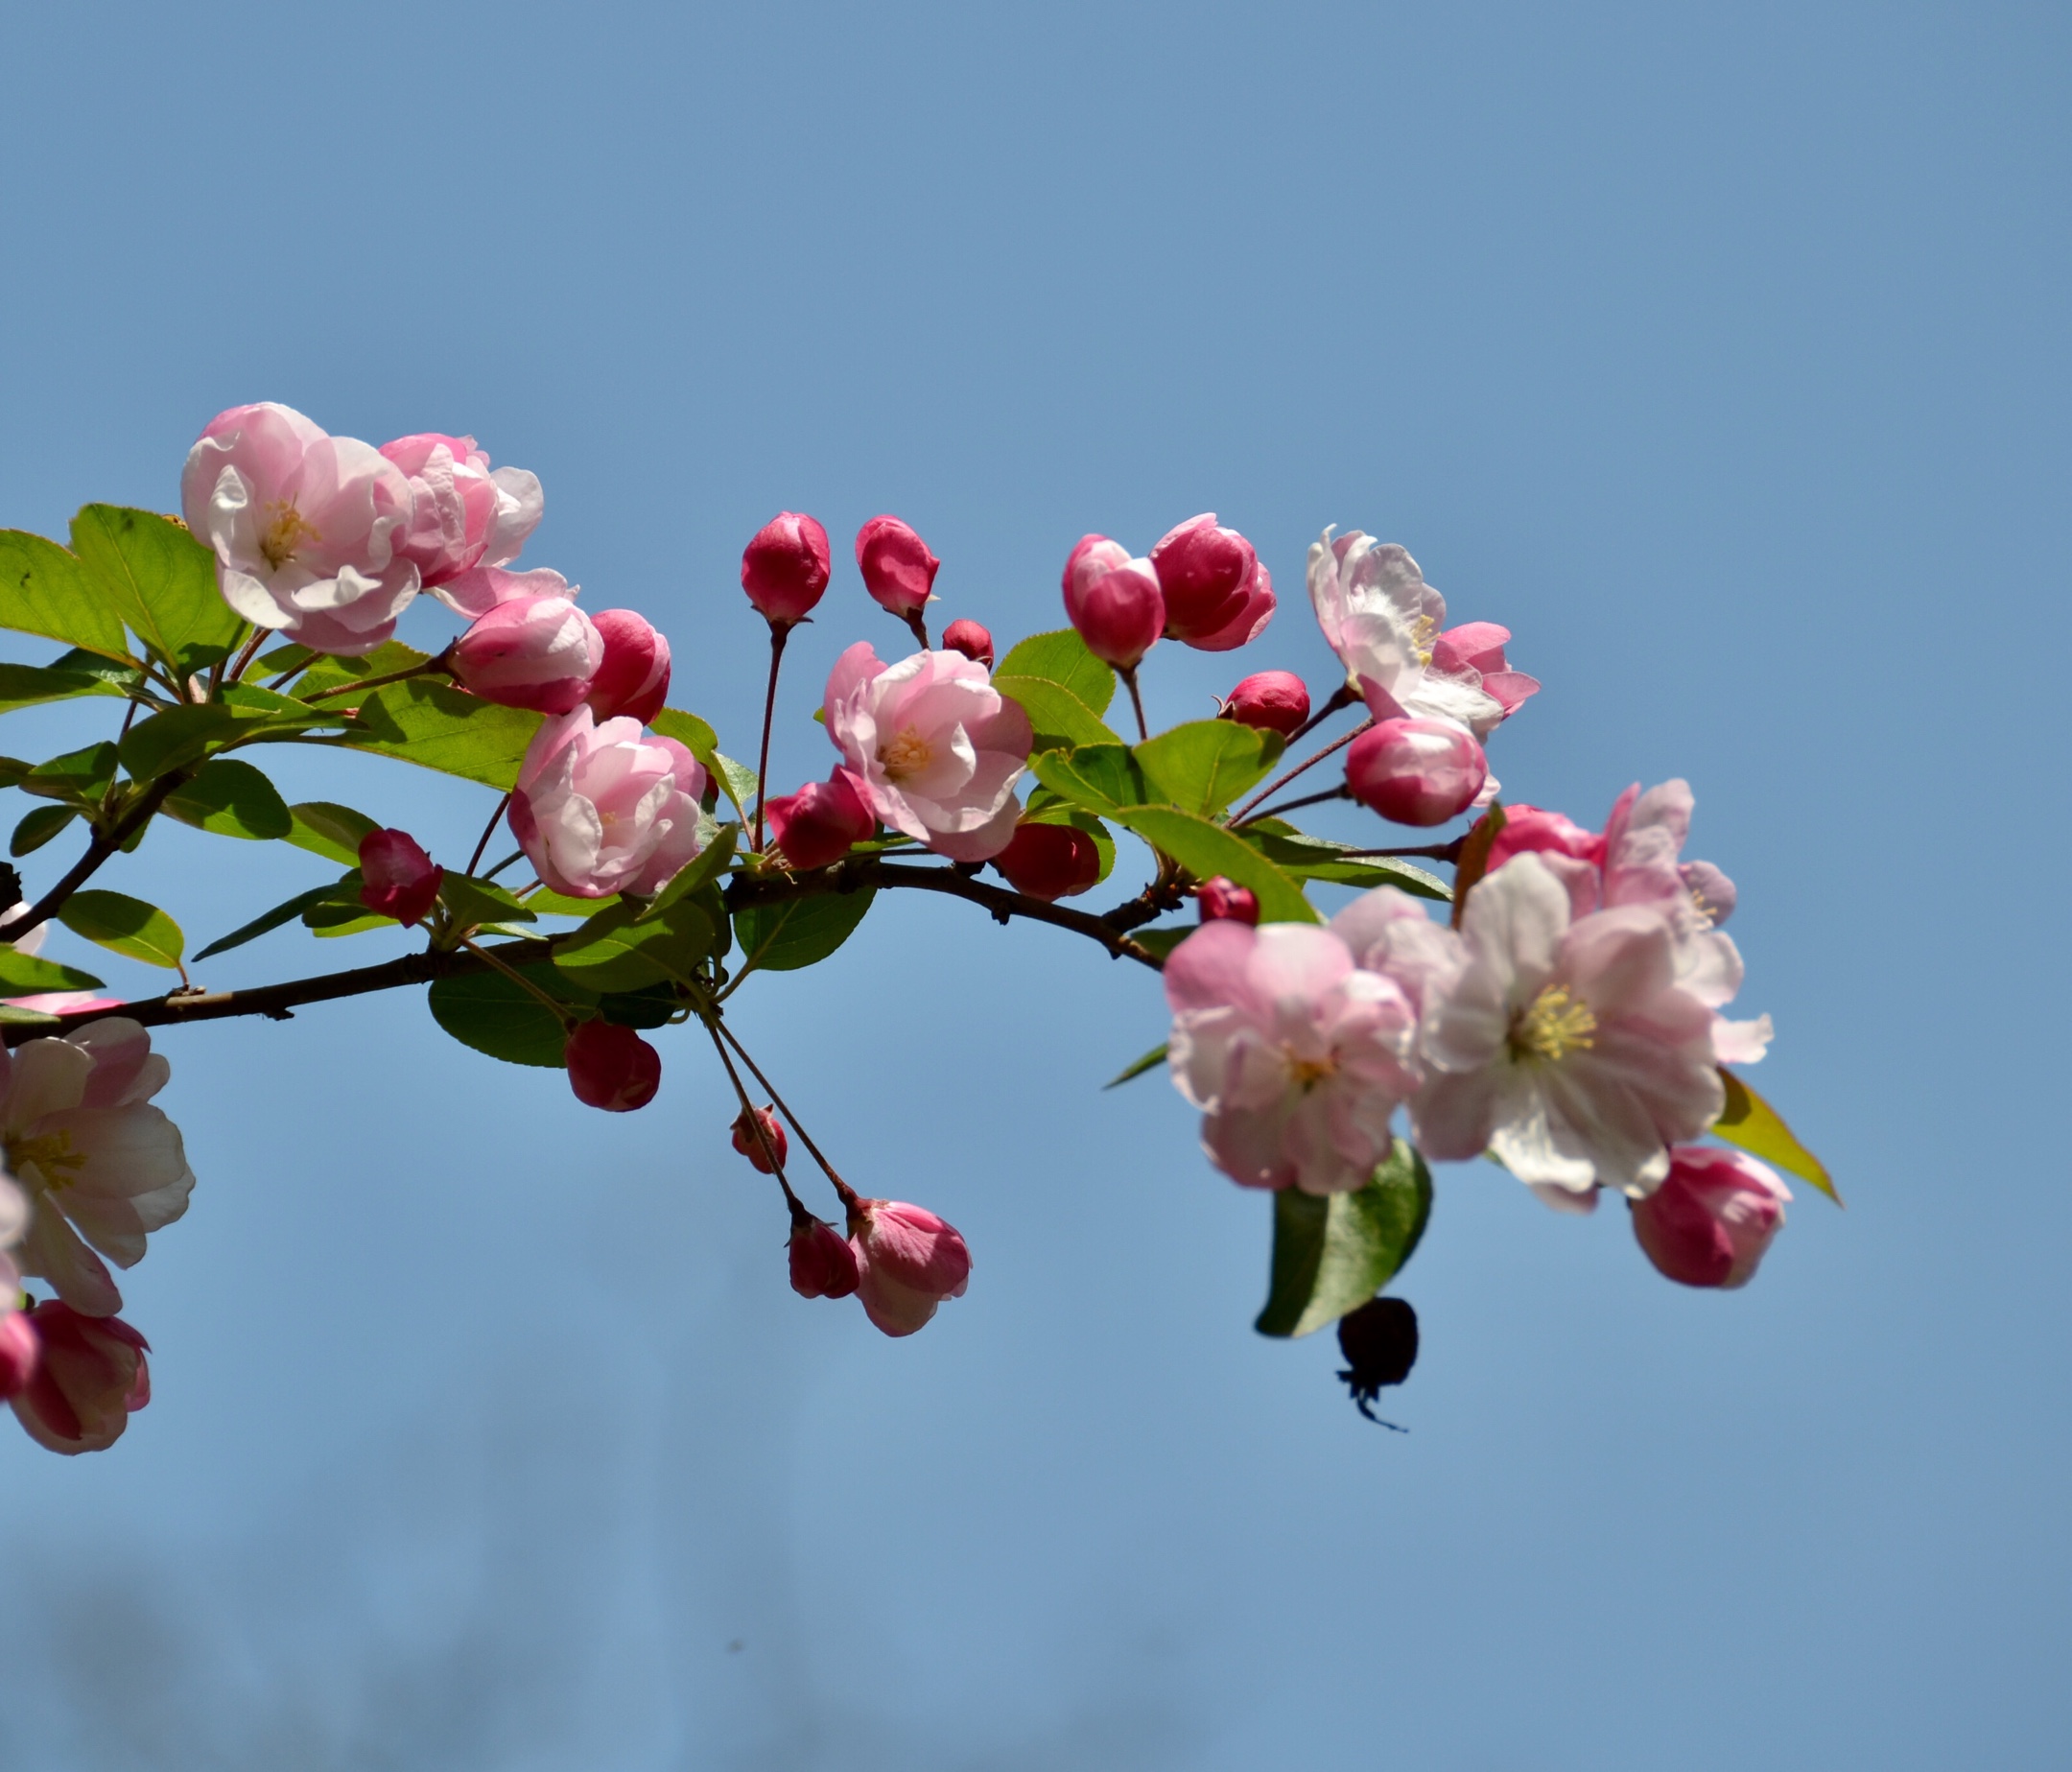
[1227, 719, 1371, 825]
[753, 624, 790, 854]
[1118, 666, 1149, 741]
[1238, 784, 1352, 826]
[1286, 682, 1360, 744]
[700, 1018, 805, 1216]
[466, 793, 512, 879]
[709, 1016, 859, 1210]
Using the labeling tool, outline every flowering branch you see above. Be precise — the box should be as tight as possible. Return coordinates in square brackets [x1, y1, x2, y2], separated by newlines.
[0, 768, 192, 946]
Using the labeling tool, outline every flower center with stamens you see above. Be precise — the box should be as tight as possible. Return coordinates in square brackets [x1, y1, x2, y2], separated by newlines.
[1286, 1051, 1337, 1091]
[879, 728, 932, 783]
[1410, 612, 1437, 669]
[6, 1129, 82, 1192]
[1510, 984, 1598, 1063]
[258, 500, 320, 571]
[1687, 885, 1717, 928]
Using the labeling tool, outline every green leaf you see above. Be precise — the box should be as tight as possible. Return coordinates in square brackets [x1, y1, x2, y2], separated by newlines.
[115, 702, 326, 780]
[1129, 926, 1194, 961]
[0, 949, 105, 993]
[283, 800, 382, 866]
[636, 823, 739, 922]
[292, 639, 432, 698]
[1713, 1071, 1840, 1204]
[1133, 720, 1283, 817]
[552, 897, 712, 993]
[1255, 1141, 1434, 1338]
[58, 889, 185, 970]
[1242, 822, 1451, 900]
[995, 675, 1120, 751]
[162, 758, 293, 840]
[428, 963, 592, 1069]
[438, 872, 537, 933]
[0, 662, 126, 717]
[996, 628, 1116, 715]
[342, 678, 542, 790]
[1027, 744, 1153, 818]
[11, 805, 78, 857]
[648, 708, 757, 821]
[192, 881, 353, 960]
[68, 506, 241, 675]
[0, 531, 132, 662]
[1107, 805, 1319, 924]
[1103, 1043, 1167, 1088]
[522, 886, 620, 918]
[732, 886, 875, 974]
[19, 742, 119, 808]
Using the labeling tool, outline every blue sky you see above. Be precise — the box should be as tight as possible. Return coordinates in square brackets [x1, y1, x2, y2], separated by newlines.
[0, 3, 2065, 1766]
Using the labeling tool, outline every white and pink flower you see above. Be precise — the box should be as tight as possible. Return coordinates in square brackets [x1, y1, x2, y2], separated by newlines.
[822, 643, 1032, 862]
[509, 708, 708, 898]
[10, 1300, 150, 1454]
[378, 432, 543, 615]
[848, 1198, 971, 1336]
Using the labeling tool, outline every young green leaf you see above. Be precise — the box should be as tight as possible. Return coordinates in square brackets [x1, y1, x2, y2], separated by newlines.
[68, 505, 241, 676]
[116, 702, 328, 780]
[552, 897, 712, 993]
[283, 801, 383, 867]
[1254, 1141, 1434, 1338]
[163, 758, 294, 840]
[438, 873, 538, 933]
[58, 890, 185, 970]
[293, 639, 433, 698]
[1133, 720, 1283, 816]
[636, 822, 739, 923]
[343, 679, 543, 790]
[0, 662, 126, 718]
[648, 709, 757, 821]
[0, 950, 106, 993]
[193, 881, 356, 960]
[1027, 744, 1153, 819]
[995, 675, 1120, 751]
[19, 742, 119, 808]
[1103, 1043, 1168, 1088]
[732, 886, 875, 974]
[428, 963, 592, 1069]
[1240, 823, 1451, 900]
[1713, 1071, 1839, 1204]
[11, 805, 79, 857]
[0, 530, 133, 662]
[523, 886, 621, 918]
[1107, 805, 1319, 924]
[996, 628, 1116, 714]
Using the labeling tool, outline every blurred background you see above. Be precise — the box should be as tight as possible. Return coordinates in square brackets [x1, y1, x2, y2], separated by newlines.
[0, 2, 2064, 1765]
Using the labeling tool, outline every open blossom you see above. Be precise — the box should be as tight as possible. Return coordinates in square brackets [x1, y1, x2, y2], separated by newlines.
[0, 1178, 33, 1400]
[4, 1020, 194, 1317]
[822, 643, 1032, 862]
[1631, 1146, 1791, 1288]
[1166, 920, 1419, 1195]
[181, 403, 420, 656]
[10, 1301, 150, 1454]
[378, 433, 543, 615]
[1150, 513, 1276, 650]
[1306, 531, 1537, 738]
[848, 1198, 971, 1336]
[509, 707, 708, 898]
[1414, 854, 1725, 1202]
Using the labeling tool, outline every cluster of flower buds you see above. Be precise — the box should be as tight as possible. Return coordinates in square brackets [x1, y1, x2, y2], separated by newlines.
[1059, 513, 1278, 674]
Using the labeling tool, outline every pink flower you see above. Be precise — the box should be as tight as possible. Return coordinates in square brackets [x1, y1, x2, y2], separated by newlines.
[180, 403, 420, 656]
[848, 1198, 971, 1336]
[5, 1020, 193, 1317]
[1195, 877, 1260, 925]
[1062, 536, 1164, 670]
[789, 1215, 860, 1299]
[855, 515, 941, 618]
[764, 770, 876, 870]
[731, 1103, 789, 1173]
[1, 992, 122, 1016]
[941, 618, 995, 668]
[378, 432, 543, 611]
[0, 1290, 35, 1402]
[358, 829, 442, 927]
[1221, 671, 1310, 738]
[10, 1301, 149, 1454]
[991, 821, 1101, 901]
[450, 594, 604, 715]
[585, 610, 672, 725]
[1345, 718, 1489, 826]
[1431, 622, 1540, 717]
[1165, 921, 1419, 1195]
[1413, 854, 1725, 1202]
[822, 643, 1032, 862]
[563, 1022, 661, 1112]
[1329, 886, 1468, 1023]
[1150, 512, 1277, 650]
[1631, 1146, 1791, 1288]
[742, 512, 832, 626]
[1485, 804, 1604, 920]
[509, 707, 708, 898]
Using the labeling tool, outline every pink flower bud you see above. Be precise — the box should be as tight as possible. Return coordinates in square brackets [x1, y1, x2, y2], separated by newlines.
[941, 618, 995, 669]
[848, 1197, 971, 1337]
[1345, 719, 1489, 826]
[1151, 513, 1277, 651]
[731, 1103, 789, 1173]
[358, 829, 443, 926]
[10, 1301, 150, 1455]
[1631, 1146, 1791, 1288]
[585, 609, 671, 725]
[450, 594, 604, 715]
[564, 1021, 661, 1112]
[1062, 536, 1163, 670]
[789, 1216, 860, 1299]
[855, 515, 940, 618]
[765, 770, 876, 870]
[991, 821, 1101, 901]
[742, 512, 832, 626]
[1485, 803, 1604, 918]
[1195, 876, 1259, 925]
[0, 1307, 36, 1402]
[1221, 671, 1310, 738]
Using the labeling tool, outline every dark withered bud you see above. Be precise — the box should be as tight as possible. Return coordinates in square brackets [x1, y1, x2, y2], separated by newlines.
[1336, 1295, 1418, 1429]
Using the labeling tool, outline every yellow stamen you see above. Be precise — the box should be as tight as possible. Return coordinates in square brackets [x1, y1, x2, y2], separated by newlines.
[1510, 983, 1598, 1063]
[1410, 613, 1437, 669]
[879, 728, 933, 783]
[8, 1129, 82, 1191]
[258, 500, 321, 571]
[1286, 1052, 1337, 1091]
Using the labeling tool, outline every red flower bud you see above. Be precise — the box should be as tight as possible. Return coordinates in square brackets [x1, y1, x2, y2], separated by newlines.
[941, 618, 995, 669]
[358, 829, 443, 927]
[1195, 876, 1259, 925]
[1150, 513, 1277, 651]
[10, 1301, 150, 1454]
[585, 608, 672, 725]
[1221, 671, 1310, 738]
[731, 1103, 789, 1173]
[1061, 535, 1163, 670]
[1631, 1147, 1790, 1289]
[0, 1308, 37, 1402]
[564, 1020, 661, 1112]
[789, 1215, 860, 1298]
[855, 515, 940, 618]
[992, 820, 1101, 901]
[741, 511, 831, 626]
[1345, 719, 1488, 826]
[764, 769, 876, 870]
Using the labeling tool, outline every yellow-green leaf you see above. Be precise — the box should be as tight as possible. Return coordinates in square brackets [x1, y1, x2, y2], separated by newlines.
[58, 890, 185, 970]
[1714, 1071, 1839, 1204]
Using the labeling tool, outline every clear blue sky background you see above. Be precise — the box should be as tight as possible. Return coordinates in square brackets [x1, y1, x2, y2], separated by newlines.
[0, 3, 2064, 1766]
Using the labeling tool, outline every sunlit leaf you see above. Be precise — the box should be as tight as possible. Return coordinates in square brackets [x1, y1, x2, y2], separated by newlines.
[438, 872, 536, 933]
[0, 662, 126, 718]
[1107, 805, 1318, 924]
[428, 962, 592, 1069]
[1714, 1071, 1839, 1204]
[732, 886, 875, 974]
[58, 890, 184, 970]
[0, 950, 105, 993]
[68, 505, 241, 676]
[1241, 822, 1451, 901]
[1103, 1043, 1167, 1088]
[995, 675, 1119, 751]
[163, 757, 293, 840]
[996, 628, 1116, 715]
[636, 822, 738, 922]
[283, 800, 383, 866]
[19, 742, 118, 808]
[342, 679, 542, 790]
[1255, 1141, 1433, 1338]
[1027, 744, 1153, 818]
[552, 897, 712, 993]
[0, 530, 132, 662]
[193, 881, 354, 961]
[1133, 720, 1283, 817]
[11, 805, 78, 857]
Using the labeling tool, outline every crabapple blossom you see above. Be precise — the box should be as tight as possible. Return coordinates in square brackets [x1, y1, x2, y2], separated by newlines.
[991, 820, 1101, 900]
[1329, 886, 1467, 1021]
[0, 1291, 35, 1401]
[4, 1020, 193, 1317]
[1222, 671, 1310, 738]
[585, 609, 672, 725]
[848, 1198, 971, 1337]
[1150, 513, 1277, 650]
[1195, 877, 1260, 925]
[508, 708, 707, 898]
[357, 829, 442, 927]
[789, 1215, 859, 1299]
[9, 1301, 149, 1454]
[1486, 804, 1605, 919]
[181, 403, 420, 655]
[742, 512, 832, 626]
[822, 643, 1032, 862]
[855, 515, 940, 620]
[449, 594, 603, 715]
[378, 432, 543, 612]
[1062, 537, 1164, 670]
[1631, 1146, 1791, 1288]
[731, 1104, 789, 1174]
[564, 1021, 661, 1112]
[1413, 854, 1726, 1201]
[764, 770, 876, 870]
[1165, 920, 1419, 1195]
[1345, 719, 1489, 826]
[1430, 622, 1540, 718]
[941, 618, 995, 668]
